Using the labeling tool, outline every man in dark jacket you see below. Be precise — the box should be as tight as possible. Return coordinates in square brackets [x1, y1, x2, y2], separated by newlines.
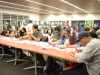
[84, 27, 97, 38]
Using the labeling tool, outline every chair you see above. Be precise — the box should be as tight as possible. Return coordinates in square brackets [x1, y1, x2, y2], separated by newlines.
[64, 63, 81, 70]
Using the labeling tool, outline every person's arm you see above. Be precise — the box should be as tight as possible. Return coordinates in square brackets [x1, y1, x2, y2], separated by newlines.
[66, 49, 79, 63]
[28, 35, 32, 41]
[29, 32, 43, 42]
[48, 41, 58, 45]
[66, 47, 84, 63]
[9, 32, 15, 37]
[74, 46, 93, 63]
[31, 35, 40, 42]
[66, 44, 78, 48]
[96, 30, 100, 35]
[18, 35, 28, 40]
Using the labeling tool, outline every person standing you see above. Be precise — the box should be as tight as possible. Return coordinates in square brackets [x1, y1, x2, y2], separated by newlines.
[27, 20, 33, 34]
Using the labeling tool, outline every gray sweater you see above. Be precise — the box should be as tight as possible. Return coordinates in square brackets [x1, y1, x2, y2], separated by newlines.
[75, 38, 100, 75]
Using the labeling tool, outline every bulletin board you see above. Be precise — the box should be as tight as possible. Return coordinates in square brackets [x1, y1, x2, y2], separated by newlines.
[85, 20, 93, 28]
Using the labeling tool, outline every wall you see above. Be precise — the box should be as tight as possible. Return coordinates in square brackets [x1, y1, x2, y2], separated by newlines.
[0, 8, 39, 20]
[40, 14, 100, 21]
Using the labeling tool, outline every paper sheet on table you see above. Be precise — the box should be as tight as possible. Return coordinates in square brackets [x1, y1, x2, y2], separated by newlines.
[2, 37, 11, 41]
[0, 37, 18, 41]
[53, 46, 67, 51]
[40, 42, 53, 48]
[12, 38, 19, 41]
[13, 40, 27, 44]
[65, 48, 75, 52]
[29, 41, 53, 48]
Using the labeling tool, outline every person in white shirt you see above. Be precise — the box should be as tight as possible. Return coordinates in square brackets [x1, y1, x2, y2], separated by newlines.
[26, 20, 33, 33]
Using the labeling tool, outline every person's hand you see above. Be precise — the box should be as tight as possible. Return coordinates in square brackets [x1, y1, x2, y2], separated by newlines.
[28, 36, 32, 41]
[48, 42, 52, 45]
[29, 33, 33, 37]
[66, 49, 78, 56]
[19, 37, 23, 40]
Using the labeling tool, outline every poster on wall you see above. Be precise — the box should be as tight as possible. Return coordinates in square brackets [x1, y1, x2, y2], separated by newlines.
[85, 20, 93, 28]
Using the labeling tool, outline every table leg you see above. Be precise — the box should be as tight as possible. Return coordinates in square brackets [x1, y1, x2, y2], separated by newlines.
[6, 48, 27, 66]
[0, 45, 12, 59]
[34, 53, 37, 75]
[23, 53, 43, 75]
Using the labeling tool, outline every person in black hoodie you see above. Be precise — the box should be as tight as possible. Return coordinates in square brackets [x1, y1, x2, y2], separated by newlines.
[84, 27, 97, 38]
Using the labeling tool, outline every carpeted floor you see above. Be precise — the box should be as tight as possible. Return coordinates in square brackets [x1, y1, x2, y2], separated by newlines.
[0, 56, 61, 75]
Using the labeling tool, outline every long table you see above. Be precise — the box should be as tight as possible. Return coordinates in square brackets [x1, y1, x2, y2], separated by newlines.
[0, 37, 75, 75]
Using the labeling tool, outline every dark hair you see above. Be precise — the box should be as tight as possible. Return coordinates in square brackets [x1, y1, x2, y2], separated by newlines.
[69, 31, 77, 44]
[93, 27, 99, 32]
[54, 26, 61, 32]
[64, 28, 77, 44]
[61, 34, 65, 40]
[9, 30, 13, 34]
[84, 27, 90, 31]
[48, 25, 53, 32]
[32, 24, 38, 29]
[63, 27, 66, 30]
[22, 27, 26, 32]
[29, 20, 32, 23]
[81, 25, 84, 27]
[64, 28, 71, 33]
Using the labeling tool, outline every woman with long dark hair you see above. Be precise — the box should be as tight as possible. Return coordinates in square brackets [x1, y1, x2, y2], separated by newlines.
[64, 28, 78, 48]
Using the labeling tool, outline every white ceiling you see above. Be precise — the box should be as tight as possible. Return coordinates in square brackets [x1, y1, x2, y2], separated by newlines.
[0, 0, 100, 14]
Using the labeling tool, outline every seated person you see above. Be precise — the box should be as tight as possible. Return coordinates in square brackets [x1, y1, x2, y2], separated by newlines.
[47, 25, 53, 36]
[16, 27, 27, 38]
[0, 29, 12, 54]
[16, 28, 27, 58]
[43, 27, 82, 75]
[84, 27, 97, 38]
[43, 26, 64, 75]
[64, 27, 81, 48]
[1, 29, 10, 36]
[49, 27, 81, 48]
[48, 33, 66, 45]
[28, 24, 45, 66]
[8, 30, 15, 37]
[48, 26, 63, 44]
[63, 31, 100, 75]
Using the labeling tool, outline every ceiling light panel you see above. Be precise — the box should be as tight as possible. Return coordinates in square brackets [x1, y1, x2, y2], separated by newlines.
[61, 0, 90, 14]
[25, 0, 73, 13]
[0, 1, 61, 14]
[0, 5, 51, 14]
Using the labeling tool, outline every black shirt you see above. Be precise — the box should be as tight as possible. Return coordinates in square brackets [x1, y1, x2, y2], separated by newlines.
[90, 30, 97, 38]
[1, 30, 7, 36]
[19, 31, 24, 37]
